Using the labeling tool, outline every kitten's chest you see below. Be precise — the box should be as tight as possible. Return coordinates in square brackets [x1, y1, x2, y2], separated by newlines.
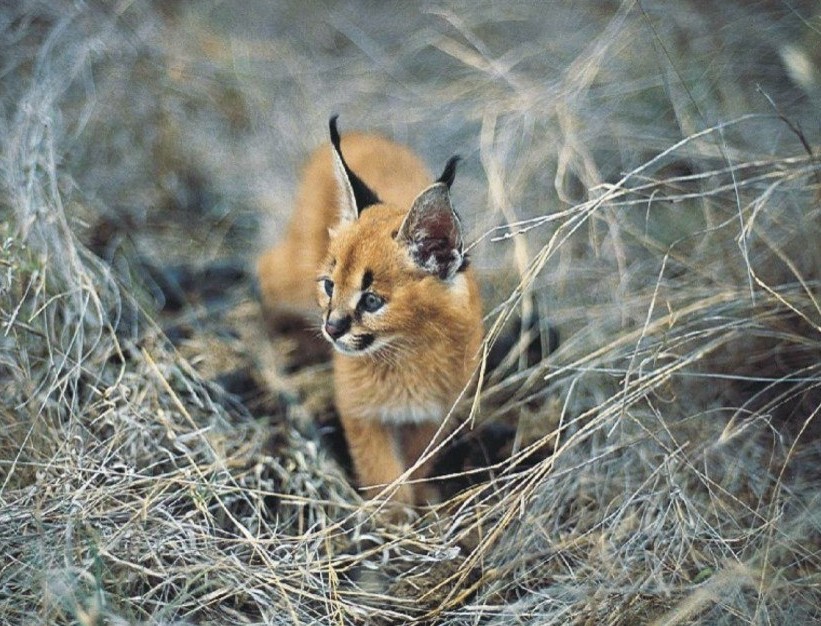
[336, 352, 465, 425]
[364, 397, 446, 425]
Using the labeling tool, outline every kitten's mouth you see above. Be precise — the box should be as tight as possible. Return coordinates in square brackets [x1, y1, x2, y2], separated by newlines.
[324, 332, 377, 355]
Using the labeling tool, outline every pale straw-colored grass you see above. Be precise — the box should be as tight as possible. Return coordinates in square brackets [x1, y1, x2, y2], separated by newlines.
[1, 1, 818, 624]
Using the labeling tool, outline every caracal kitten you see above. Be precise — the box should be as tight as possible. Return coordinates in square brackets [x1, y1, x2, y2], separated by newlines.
[258, 117, 483, 505]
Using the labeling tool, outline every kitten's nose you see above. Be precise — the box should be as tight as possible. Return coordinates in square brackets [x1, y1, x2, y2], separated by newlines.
[324, 314, 351, 340]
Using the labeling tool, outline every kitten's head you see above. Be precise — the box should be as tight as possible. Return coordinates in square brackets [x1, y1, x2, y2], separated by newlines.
[317, 116, 468, 356]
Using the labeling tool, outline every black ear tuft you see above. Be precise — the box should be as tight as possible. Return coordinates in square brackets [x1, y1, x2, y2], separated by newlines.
[329, 114, 342, 150]
[328, 115, 380, 214]
[436, 155, 461, 189]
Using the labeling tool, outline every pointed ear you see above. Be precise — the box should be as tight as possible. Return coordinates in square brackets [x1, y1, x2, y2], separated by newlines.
[329, 118, 358, 225]
[329, 115, 380, 225]
[397, 183, 465, 280]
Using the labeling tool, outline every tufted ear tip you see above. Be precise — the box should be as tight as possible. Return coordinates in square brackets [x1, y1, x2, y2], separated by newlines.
[329, 115, 341, 150]
[436, 155, 461, 189]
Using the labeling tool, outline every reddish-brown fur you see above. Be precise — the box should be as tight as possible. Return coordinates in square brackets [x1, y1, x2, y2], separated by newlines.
[258, 127, 483, 506]
[257, 133, 431, 315]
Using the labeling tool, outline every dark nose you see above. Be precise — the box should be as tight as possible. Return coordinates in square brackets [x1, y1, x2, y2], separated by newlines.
[324, 315, 351, 340]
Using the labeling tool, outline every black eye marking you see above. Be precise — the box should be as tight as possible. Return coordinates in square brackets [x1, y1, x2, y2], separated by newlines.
[360, 292, 384, 313]
[322, 278, 334, 297]
[361, 269, 373, 291]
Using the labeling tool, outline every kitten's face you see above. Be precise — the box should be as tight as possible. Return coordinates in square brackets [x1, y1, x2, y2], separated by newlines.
[317, 206, 412, 356]
[318, 118, 465, 357]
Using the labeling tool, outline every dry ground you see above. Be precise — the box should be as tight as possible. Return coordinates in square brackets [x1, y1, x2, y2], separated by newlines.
[1, 1, 819, 624]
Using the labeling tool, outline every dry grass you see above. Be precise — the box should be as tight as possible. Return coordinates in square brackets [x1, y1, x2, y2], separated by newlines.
[1, 1, 819, 624]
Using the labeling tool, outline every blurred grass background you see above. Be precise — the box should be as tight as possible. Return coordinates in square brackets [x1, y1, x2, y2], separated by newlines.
[1, 1, 819, 624]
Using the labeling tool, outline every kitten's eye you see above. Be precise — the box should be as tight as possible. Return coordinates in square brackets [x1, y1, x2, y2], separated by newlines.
[322, 279, 334, 297]
[360, 292, 384, 313]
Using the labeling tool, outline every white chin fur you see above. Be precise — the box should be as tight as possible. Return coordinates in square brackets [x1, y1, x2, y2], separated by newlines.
[324, 332, 387, 356]
[330, 341, 361, 356]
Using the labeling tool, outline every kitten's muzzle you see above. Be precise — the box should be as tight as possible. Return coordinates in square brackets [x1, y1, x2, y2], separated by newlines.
[324, 314, 351, 340]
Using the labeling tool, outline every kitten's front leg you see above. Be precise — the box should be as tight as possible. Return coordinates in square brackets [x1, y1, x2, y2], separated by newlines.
[400, 421, 446, 505]
[340, 412, 414, 505]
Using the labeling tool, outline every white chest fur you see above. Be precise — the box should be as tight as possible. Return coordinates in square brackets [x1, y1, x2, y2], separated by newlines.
[360, 400, 446, 425]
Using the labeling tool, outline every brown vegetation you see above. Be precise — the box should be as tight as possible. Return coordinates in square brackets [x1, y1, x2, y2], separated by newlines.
[1, 1, 819, 624]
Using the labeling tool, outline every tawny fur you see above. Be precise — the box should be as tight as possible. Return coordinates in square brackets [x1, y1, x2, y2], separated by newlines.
[258, 129, 483, 506]
[257, 133, 431, 315]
